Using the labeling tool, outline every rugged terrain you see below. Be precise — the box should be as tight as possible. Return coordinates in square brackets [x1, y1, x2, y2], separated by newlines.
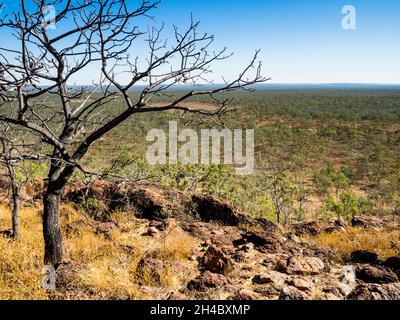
[1, 180, 398, 300]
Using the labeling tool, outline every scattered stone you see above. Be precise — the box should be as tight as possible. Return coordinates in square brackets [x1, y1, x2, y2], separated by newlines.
[187, 271, 229, 292]
[355, 264, 398, 284]
[252, 271, 287, 287]
[227, 289, 263, 300]
[0, 230, 14, 238]
[286, 278, 314, 292]
[232, 251, 247, 263]
[323, 284, 350, 298]
[279, 286, 308, 300]
[202, 246, 233, 275]
[65, 220, 92, 235]
[277, 256, 325, 275]
[65, 219, 117, 239]
[167, 292, 189, 300]
[146, 227, 159, 237]
[94, 221, 117, 239]
[253, 286, 280, 298]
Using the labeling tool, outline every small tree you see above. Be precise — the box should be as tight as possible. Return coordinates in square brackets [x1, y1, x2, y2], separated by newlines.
[0, 0, 267, 265]
[0, 123, 45, 238]
[0, 125, 20, 238]
[267, 172, 298, 225]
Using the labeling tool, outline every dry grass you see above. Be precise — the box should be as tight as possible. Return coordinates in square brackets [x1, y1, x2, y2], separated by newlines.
[0, 205, 46, 299]
[0, 205, 199, 300]
[311, 227, 400, 262]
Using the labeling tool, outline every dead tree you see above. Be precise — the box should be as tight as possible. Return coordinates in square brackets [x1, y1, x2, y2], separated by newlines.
[0, 0, 268, 265]
[0, 124, 20, 238]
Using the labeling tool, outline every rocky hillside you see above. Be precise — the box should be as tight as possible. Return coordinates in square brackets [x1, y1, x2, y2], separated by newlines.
[49, 181, 400, 300]
[0, 180, 399, 300]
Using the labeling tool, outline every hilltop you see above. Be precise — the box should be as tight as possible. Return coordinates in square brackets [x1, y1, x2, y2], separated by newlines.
[0, 180, 399, 300]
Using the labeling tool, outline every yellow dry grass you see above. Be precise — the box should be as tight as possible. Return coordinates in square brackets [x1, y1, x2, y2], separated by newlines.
[0, 205, 199, 300]
[311, 227, 400, 262]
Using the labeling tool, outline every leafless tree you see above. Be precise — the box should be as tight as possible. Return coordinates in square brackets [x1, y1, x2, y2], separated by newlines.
[0, 0, 268, 265]
[0, 122, 45, 238]
[0, 124, 21, 238]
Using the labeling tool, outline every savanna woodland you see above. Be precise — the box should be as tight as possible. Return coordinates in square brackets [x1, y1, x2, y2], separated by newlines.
[0, 0, 399, 300]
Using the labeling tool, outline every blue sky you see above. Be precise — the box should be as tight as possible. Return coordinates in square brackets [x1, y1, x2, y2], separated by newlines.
[1, 0, 400, 84]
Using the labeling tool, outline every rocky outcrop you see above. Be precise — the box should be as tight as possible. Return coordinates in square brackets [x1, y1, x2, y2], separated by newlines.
[64, 181, 195, 222]
[59, 180, 400, 301]
[63, 181, 279, 232]
[192, 195, 247, 226]
[126, 185, 194, 222]
[351, 215, 384, 229]
[292, 220, 346, 237]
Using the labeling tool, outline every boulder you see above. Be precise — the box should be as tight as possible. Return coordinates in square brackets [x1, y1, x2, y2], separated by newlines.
[54, 261, 85, 291]
[322, 282, 353, 298]
[279, 286, 308, 300]
[94, 221, 117, 239]
[192, 195, 248, 226]
[146, 227, 159, 237]
[187, 271, 229, 292]
[241, 231, 282, 253]
[127, 185, 194, 221]
[351, 215, 384, 229]
[350, 250, 379, 264]
[347, 283, 400, 300]
[64, 181, 195, 222]
[136, 256, 165, 285]
[384, 256, 400, 277]
[252, 271, 287, 287]
[227, 289, 263, 300]
[286, 278, 314, 292]
[292, 221, 321, 236]
[202, 246, 233, 275]
[323, 220, 347, 234]
[355, 264, 398, 284]
[277, 256, 325, 276]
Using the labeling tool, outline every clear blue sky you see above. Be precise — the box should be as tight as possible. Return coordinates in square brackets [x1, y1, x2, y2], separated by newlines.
[1, 0, 400, 84]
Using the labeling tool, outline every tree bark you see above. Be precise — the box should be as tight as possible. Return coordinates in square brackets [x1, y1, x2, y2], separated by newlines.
[4, 156, 20, 239]
[43, 186, 64, 265]
[11, 183, 20, 239]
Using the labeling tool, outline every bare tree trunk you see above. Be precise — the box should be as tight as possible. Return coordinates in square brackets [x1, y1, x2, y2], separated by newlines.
[4, 155, 20, 239]
[11, 182, 20, 238]
[43, 184, 64, 265]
